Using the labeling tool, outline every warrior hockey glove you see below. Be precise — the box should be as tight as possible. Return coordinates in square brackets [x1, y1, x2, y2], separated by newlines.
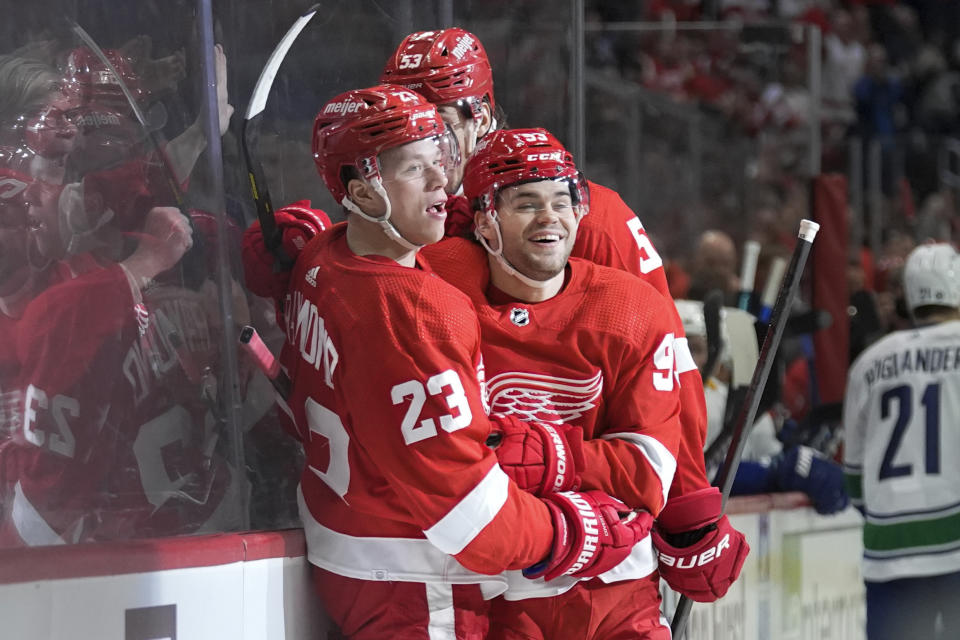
[774, 445, 849, 515]
[652, 487, 749, 603]
[241, 200, 332, 299]
[524, 490, 653, 582]
[488, 415, 585, 495]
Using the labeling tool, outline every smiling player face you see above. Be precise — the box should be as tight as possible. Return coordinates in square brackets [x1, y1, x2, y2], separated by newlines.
[486, 179, 579, 282]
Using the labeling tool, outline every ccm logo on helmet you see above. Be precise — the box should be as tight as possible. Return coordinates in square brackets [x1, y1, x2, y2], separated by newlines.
[527, 151, 563, 163]
[323, 100, 365, 115]
[659, 533, 731, 568]
[452, 34, 475, 60]
[0, 178, 28, 200]
[562, 492, 600, 575]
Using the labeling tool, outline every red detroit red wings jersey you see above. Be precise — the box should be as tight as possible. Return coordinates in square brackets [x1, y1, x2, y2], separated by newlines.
[1, 262, 235, 546]
[280, 225, 552, 587]
[423, 238, 682, 516]
[573, 181, 710, 498]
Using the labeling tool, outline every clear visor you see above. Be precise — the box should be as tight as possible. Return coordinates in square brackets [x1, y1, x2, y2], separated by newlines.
[378, 128, 461, 186]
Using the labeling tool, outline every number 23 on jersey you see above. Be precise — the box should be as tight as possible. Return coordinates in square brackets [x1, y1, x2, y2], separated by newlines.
[305, 369, 473, 498]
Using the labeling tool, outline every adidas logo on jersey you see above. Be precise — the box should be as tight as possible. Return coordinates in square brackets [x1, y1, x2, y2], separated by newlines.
[305, 266, 320, 287]
[510, 307, 529, 327]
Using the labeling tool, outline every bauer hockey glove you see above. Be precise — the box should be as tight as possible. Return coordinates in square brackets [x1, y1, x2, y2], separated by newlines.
[241, 200, 332, 299]
[488, 414, 585, 495]
[773, 445, 849, 515]
[524, 490, 653, 582]
[652, 487, 749, 602]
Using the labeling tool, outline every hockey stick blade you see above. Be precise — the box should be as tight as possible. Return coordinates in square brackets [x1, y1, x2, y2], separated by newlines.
[241, 4, 320, 269]
[672, 219, 820, 639]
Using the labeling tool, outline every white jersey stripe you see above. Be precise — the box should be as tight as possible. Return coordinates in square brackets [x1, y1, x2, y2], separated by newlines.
[674, 337, 697, 374]
[424, 463, 509, 555]
[600, 431, 677, 507]
[425, 583, 456, 640]
[297, 489, 509, 595]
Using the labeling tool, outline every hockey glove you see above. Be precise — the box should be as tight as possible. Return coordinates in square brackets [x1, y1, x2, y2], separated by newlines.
[524, 490, 653, 582]
[652, 487, 749, 603]
[488, 414, 585, 495]
[774, 445, 849, 515]
[241, 200, 332, 299]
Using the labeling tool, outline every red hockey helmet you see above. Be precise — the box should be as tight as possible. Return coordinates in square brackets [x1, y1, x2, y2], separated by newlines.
[463, 128, 589, 218]
[63, 46, 144, 111]
[380, 28, 495, 124]
[311, 84, 457, 204]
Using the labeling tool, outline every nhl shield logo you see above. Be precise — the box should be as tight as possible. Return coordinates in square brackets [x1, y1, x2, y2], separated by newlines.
[510, 307, 530, 327]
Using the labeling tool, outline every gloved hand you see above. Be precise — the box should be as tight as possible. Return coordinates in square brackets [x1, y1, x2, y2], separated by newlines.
[241, 200, 332, 299]
[774, 445, 849, 515]
[652, 487, 750, 602]
[488, 414, 585, 495]
[525, 490, 653, 582]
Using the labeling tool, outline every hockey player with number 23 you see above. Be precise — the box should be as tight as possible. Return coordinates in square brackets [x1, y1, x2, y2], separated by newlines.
[276, 85, 652, 640]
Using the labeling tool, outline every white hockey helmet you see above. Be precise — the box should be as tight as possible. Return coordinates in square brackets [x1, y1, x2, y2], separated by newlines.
[903, 243, 960, 312]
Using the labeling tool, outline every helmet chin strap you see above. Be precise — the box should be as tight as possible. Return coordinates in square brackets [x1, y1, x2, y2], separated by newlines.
[475, 210, 554, 290]
[342, 177, 422, 252]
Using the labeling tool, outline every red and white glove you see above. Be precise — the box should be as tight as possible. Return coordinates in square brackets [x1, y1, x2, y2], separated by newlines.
[241, 200, 332, 299]
[651, 487, 749, 602]
[524, 490, 653, 582]
[488, 414, 585, 495]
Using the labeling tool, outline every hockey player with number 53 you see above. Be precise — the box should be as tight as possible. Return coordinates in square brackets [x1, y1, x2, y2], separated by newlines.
[278, 85, 653, 640]
[380, 29, 749, 611]
[843, 243, 960, 640]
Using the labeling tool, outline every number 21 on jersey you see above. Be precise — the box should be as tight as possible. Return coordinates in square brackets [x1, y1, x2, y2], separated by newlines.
[879, 382, 941, 480]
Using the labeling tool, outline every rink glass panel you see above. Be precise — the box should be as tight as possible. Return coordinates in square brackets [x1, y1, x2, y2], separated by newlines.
[0, 1, 826, 548]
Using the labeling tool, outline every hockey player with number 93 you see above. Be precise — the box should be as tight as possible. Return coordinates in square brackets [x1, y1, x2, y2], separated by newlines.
[277, 85, 654, 639]
[843, 243, 960, 640]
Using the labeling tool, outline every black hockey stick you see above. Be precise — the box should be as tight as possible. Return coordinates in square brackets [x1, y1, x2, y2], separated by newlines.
[700, 289, 725, 382]
[671, 219, 820, 639]
[239, 325, 292, 400]
[241, 4, 320, 269]
[68, 21, 189, 212]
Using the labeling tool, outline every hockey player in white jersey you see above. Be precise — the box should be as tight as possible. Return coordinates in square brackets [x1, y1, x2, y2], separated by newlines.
[843, 243, 960, 640]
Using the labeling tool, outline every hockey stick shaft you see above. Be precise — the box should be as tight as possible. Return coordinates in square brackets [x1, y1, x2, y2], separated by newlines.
[241, 4, 319, 268]
[239, 325, 291, 399]
[671, 219, 820, 639]
[737, 240, 761, 311]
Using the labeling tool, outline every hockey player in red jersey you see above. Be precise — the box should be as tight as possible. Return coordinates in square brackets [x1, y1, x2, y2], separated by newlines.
[275, 85, 653, 640]
[418, 128, 674, 637]
[382, 28, 749, 606]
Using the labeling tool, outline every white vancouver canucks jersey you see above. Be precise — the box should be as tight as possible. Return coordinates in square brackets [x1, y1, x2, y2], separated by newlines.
[843, 320, 960, 581]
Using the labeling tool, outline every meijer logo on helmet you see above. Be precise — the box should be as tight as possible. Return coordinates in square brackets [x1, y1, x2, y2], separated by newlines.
[324, 100, 364, 115]
[452, 34, 475, 60]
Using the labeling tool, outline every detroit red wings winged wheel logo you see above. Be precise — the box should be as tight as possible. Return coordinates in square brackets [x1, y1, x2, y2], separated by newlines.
[486, 370, 603, 424]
